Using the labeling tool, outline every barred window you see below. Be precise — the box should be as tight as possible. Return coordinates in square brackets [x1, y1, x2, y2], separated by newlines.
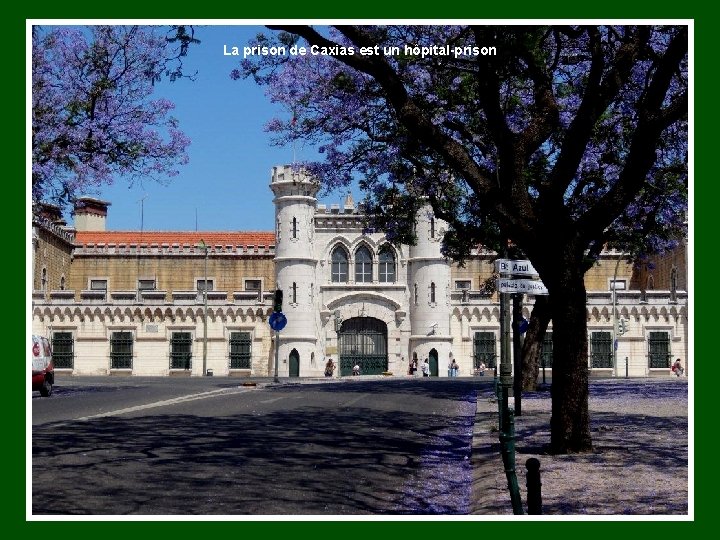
[110, 331, 133, 369]
[540, 332, 553, 368]
[229, 332, 252, 369]
[170, 332, 192, 370]
[138, 279, 156, 290]
[648, 331, 671, 368]
[292, 216, 298, 239]
[473, 332, 496, 369]
[52, 332, 74, 369]
[430, 282, 436, 304]
[331, 246, 349, 283]
[590, 331, 613, 368]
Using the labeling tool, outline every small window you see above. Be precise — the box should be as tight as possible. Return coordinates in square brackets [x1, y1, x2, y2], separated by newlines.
[292, 217, 298, 239]
[292, 282, 297, 304]
[41, 268, 47, 291]
[90, 279, 107, 291]
[59, 276, 66, 290]
[245, 279, 261, 291]
[430, 282, 436, 304]
[197, 279, 214, 292]
[414, 283, 418, 305]
[430, 217, 435, 238]
[138, 279, 156, 291]
[455, 280, 471, 290]
[610, 280, 626, 291]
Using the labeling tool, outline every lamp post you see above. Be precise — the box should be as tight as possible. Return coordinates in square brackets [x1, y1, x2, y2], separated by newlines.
[612, 256, 622, 376]
[198, 239, 209, 376]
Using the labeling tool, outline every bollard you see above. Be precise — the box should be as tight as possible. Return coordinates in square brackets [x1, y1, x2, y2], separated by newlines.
[625, 356, 629, 378]
[525, 458, 542, 515]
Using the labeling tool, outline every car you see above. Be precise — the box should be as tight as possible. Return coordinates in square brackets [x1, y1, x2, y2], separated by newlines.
[31, 335, 54, 397]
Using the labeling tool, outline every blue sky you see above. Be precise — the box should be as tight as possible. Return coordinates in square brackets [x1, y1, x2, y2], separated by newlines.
[74, 25, 357, 233]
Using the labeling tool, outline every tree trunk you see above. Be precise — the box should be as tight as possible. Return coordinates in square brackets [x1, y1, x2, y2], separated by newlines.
[547, 265, 593, 454]
[521, 296, 551, 392]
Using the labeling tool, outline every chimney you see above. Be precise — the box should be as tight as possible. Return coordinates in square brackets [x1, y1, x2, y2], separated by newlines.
[73, 197, 111, 231]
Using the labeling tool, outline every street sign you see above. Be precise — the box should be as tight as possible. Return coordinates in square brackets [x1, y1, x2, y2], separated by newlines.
[496, 278, 548, 295]
[268, 311, 287, 331]
[495, 259, 538, 276]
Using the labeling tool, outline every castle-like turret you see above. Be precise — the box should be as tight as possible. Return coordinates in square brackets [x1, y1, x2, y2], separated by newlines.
[408, 201, 453, 375]
[270, 165, 320, 376]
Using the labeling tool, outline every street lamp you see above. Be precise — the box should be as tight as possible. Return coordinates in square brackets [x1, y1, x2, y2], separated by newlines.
[612, 256, 622, 376]
[198, 239, 209, 376]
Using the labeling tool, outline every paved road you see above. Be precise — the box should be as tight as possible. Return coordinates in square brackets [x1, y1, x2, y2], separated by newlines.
[32, 376, 491, 515]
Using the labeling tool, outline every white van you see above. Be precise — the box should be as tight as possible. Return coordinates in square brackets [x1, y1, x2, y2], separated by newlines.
[31, 335, 54, 397]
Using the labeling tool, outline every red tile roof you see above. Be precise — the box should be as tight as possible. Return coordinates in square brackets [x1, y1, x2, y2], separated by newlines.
[74, 231, 275, 246]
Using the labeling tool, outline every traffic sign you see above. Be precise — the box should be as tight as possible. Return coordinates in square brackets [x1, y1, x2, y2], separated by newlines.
[518, 318, 529, 333]
[268, 311, 287, 331]
[495, 259, 538, 276]
[496, 278, 548, 295]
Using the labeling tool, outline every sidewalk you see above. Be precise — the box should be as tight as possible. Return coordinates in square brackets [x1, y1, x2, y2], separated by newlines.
[470, 378, 689, 516]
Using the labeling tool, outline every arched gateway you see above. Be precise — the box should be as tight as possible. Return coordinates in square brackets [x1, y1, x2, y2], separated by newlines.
[338, 317, 388, 376]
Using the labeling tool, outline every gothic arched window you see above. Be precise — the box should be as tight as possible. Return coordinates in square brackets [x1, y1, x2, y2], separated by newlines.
[378, 245, 396, 283]
[331, 246, 349, 283]
[355, 245, 373, 283]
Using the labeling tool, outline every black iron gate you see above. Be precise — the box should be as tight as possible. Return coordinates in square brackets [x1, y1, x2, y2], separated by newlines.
[338, 317, 388, 376]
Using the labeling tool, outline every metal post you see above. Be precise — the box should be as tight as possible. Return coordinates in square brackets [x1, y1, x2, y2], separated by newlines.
[274, 330, 280, 383]
[612, 257, 621, 376]
[525, 458, 542, 515]
[512, 293, 523, 416]
[625, 356, 629, 378]
[203, 244, 208, 376]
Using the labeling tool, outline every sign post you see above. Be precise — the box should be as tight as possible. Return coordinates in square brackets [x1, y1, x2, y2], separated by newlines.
[270, 290, 286, 383]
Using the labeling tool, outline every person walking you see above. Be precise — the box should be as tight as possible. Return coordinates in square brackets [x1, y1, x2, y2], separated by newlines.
[671, 358, 684, 377]
[421, 358, 430, 377]
[325, 358, 336, 377]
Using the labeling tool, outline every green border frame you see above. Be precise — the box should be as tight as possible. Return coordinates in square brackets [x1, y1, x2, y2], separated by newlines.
[16, 4, 705, 537]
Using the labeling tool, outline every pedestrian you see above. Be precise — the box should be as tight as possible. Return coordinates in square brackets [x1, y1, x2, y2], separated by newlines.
[325, 358, 336, 377]
[477, 361, 486, 376]
[450, 358, 459, 377]
[671, 358, 684, 377]
[353, 363, 360, 376]
[421, 358, 430, 377]
[412, 357, 418, 376]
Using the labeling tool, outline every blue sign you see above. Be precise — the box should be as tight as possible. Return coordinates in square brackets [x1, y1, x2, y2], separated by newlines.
[519, 318, 529, 334]
[268, 311, 287, 332]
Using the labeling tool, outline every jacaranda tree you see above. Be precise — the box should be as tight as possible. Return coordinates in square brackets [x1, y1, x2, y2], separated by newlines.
[238, 25, 688, 453]
[32, 25, 198, 210]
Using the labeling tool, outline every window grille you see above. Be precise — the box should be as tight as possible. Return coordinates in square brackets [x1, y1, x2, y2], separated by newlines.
[229, 332, 252, 369]
[52, 332, 74, 369]
[474, 332, 497, 369]
[170, 332, 192, 370]
[590, 331, 613, 368]
[540, 332, 553, 368]
[110, 331, 133, 369]
[648, 331, 671, 368]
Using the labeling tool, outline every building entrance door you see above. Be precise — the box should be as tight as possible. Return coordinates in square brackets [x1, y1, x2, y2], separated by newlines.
[429, 348, 439, 377]
[338, 317, 388, 376]
[289, 349, 300, 377]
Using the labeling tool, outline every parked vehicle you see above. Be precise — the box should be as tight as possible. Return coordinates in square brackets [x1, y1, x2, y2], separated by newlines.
[31, 335, 54, 397]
